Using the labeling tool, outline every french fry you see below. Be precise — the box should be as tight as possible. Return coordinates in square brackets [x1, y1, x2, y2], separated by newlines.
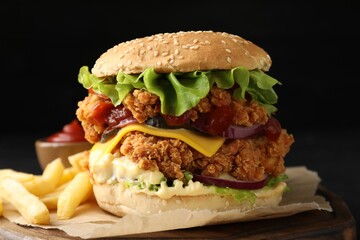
[0, 196, 3, 216]
[0, 151, 94, 224]
[0, 169, 34, 182]
[22, 176, 50, 196]
[40, 182, 69, 210]
[57, 167, 77, 186]
[42, 157, 66, 183]
[23, 158, 65, 196]
[57, 171, 92, 219]
[68, 150, 89, 172]
[41, 169, 93, 211]
[0, 178, 50, 225]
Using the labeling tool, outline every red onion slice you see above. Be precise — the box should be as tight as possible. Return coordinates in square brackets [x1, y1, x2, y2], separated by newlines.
[101, 117, 138, 142]
[193, 174, 268, 190]
[191, 120, 265, 139]
[221, 124, 264, 139]
[111, 117, 138, 129]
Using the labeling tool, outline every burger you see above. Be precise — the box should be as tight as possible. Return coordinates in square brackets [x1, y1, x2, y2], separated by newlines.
[76, 30, 295, 216]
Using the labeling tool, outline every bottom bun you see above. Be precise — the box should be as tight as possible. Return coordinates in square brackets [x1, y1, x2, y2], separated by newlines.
[93, 181, 287, 217]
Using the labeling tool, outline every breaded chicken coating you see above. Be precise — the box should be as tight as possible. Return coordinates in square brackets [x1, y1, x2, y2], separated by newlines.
[119, 130, 294, 181]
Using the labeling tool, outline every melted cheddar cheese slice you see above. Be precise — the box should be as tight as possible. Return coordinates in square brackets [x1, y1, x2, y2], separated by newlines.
[90, 124, 225, 159]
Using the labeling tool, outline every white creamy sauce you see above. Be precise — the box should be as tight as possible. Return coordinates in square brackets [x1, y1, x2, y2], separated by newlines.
[89, 150, 214, 199]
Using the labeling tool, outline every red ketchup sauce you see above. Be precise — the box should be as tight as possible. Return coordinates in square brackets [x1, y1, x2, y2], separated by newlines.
[46, 119, 87, 143]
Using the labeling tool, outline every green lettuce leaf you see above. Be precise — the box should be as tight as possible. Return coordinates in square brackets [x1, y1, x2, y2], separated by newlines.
[214, 186, 257, 205]
[265, 174, 290, 192]
[143, 68, 210, 116]
[78, 66, 281, 116]
[211, 173, 289, 205]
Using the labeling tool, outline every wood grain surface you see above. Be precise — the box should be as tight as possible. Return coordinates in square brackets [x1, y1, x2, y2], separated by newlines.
[0, 186, 356, 240]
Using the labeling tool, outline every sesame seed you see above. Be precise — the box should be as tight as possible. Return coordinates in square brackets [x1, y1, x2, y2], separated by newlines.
[153, 51, 159, 57]
[139, 43, 144, 47]
[157, 61, 162, 66]
[161, 51, 169, 56]
[147, 46, 152, 50]
[193, 39, 199, 43]
[140, 50, 145, 55]
[178, 55, 184, 59]
[221, 40, 226, 44]
[204, 40, 210, 44]
[232, 38, 238, 43]
[174, 49, 180, 55]
[227, 57, 232, 63]
[190, 45, 199, 50]
[156, 34, 164, 40]
[225, 48, 231, 53]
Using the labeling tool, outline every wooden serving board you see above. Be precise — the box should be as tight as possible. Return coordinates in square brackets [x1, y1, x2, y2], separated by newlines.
[0, 186, 356, 240]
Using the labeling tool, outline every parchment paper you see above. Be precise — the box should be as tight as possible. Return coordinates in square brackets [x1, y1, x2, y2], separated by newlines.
[2, 166, 332, 239]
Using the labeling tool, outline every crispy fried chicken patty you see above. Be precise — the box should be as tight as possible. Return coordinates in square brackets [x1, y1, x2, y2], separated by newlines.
[76, 87, 294, 182]
[77, 87, 269, 144]
[119, 130, 294, 182]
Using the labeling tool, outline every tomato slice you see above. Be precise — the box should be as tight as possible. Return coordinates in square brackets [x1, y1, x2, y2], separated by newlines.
[106, 105, 133, 126]
[89, 101, 114, 126]
[264, 117, 282, 141]
[192, 105, 235, 136]
[162, 110, 192, 127]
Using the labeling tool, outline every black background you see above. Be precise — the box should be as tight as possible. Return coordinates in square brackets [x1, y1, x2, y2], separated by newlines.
[1, 0, 359, 234]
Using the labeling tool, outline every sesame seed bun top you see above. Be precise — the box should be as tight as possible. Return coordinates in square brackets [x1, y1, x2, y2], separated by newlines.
[91, 30, 272, 77]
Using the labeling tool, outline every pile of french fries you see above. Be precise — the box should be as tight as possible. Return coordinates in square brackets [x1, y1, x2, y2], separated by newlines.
[0, 151, 93, 225]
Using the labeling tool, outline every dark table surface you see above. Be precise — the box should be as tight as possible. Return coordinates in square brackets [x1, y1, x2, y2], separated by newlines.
[0, 128, 359, 233]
